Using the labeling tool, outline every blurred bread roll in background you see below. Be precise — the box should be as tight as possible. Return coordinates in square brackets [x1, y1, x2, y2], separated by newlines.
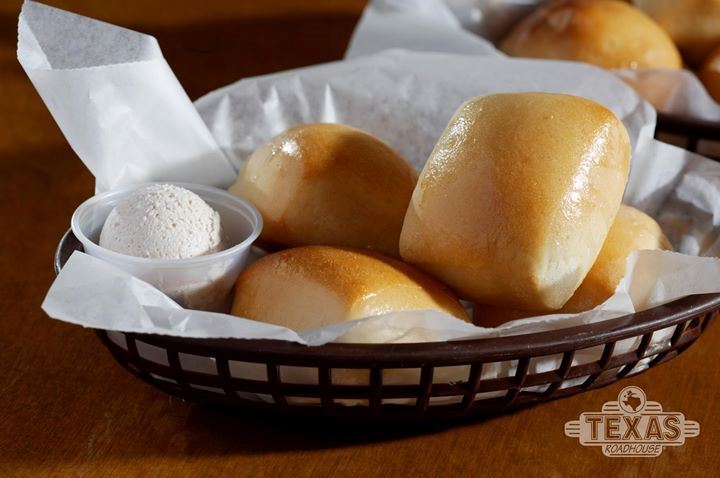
[229, 123, 418, 257]
[633, 0, 720, 67]
[400, 92, 630, 311]
[699, 44, 720, 102]
[501, 0, 682, 69]
[231, 246, 468, 336]
[473, 205, 672, 327]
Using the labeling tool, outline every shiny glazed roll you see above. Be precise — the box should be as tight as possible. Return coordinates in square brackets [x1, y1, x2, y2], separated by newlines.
[473, 205, 672, 327]
[228, 123, 418, 257]
[231, 246, 469, 334]
[633, 0, 720, 67]
[699, 44, 720, 103]
[501, 0, 682, 70]
[399, 92, 631, 311]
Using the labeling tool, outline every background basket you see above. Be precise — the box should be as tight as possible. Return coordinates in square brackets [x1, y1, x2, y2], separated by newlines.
[655, 112, 720, 160]
[55, 113, 720, 420]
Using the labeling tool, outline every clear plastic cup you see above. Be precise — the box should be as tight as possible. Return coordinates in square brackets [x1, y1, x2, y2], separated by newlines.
[71, 182, 263, 312]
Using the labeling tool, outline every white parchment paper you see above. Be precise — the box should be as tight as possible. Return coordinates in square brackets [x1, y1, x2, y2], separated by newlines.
[195, 50, 656, 171]
[17, 1, 237, 191]
[347, 0, 720, 121]
[19, 3, 719, 356]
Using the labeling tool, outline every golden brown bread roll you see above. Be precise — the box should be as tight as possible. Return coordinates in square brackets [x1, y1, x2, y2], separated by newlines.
[473, 205, 672, 327]
[399, 92, 631, 311]
[231, 246, 468, 333]
[229, 123, 418, 257]
[501, 0, 682, 70]
[699, 44, 720, 103]
[633, 0, 720, 67]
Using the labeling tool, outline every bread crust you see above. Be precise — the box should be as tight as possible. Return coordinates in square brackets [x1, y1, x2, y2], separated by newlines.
[229, 123, 418, 257]
[400, 92, 631, 310]
[699, 44, 720, 102]
[501, 0, 682, 69]
[634, 0, 720, 67]
[231, 246, 469, 332]
[473, 205, 671, 327]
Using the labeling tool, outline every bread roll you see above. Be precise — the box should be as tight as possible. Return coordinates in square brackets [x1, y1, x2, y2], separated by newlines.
[399, 92, 631, 311]
[228, 124, 417, 257]
[501, 0, 682, 70]
[473, 205, 671, 327]
[633, 0, 720, 67]
[231, 246, 468, 333]
[699, 44, 720, 102]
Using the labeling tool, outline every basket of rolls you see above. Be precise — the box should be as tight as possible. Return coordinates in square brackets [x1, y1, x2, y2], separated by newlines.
[52, 87, 720, 419]
[28, 2, 720, 420]
[350, 0, 720, 159]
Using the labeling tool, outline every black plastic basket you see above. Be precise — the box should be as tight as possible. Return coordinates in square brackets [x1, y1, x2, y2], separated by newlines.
[54, 113, 720, 420]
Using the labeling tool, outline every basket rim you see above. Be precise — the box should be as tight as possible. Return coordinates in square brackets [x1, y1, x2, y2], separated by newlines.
[56, 229, 720, 364]
[656, 112, 720, 136]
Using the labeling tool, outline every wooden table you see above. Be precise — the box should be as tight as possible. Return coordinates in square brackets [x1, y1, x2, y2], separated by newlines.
[0, 1, 716, 476]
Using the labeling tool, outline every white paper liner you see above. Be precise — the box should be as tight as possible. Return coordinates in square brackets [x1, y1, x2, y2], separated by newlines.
[347, 0, 720, 121]
[17, 1, 237, 191]
[195, 50, 656, 171]
[39, 43, 720, 344]
[15, 3, 720, 392]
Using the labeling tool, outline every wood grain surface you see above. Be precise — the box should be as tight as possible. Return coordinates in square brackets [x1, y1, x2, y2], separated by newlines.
[0, 1, 717, 476]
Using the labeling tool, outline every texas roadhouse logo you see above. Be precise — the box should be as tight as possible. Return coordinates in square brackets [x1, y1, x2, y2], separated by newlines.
[564, 386, 700, 457]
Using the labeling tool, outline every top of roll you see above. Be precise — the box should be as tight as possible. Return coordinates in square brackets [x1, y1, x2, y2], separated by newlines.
[501, 0, 682, 70]
[699, 44, 720, 102]
[228, 123, 418, 257]
[231, 246, 468, 333]
[633, 0, 720, 67]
